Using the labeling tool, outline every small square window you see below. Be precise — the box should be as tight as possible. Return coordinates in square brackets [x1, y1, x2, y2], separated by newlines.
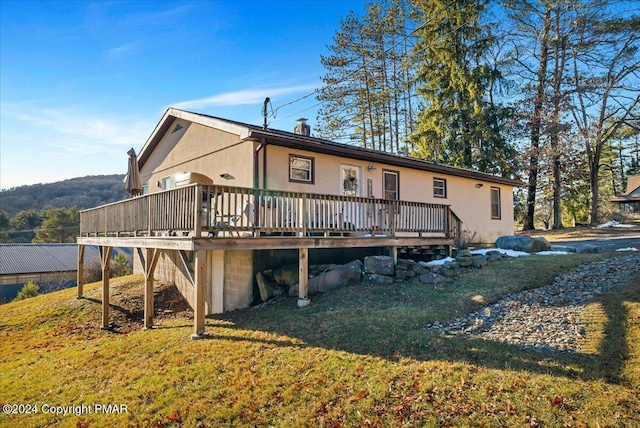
[433, 178, 447, 198]
[289, 155, 314, 184]
[491, 187, 501, 219]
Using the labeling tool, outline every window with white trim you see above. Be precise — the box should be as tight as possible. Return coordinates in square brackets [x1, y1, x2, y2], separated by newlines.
[491, 187, 501, 219]
[383, 170, 399, 200]
[161, 177, 171, 190]
[433, 178, 447, 198]
[289, 154, 314, 184]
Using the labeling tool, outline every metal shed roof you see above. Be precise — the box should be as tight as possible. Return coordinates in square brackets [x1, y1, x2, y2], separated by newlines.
[0, 244, 101, 275]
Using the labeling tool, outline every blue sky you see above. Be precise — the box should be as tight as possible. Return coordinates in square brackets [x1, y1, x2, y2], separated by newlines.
[0, 0, 366, 190]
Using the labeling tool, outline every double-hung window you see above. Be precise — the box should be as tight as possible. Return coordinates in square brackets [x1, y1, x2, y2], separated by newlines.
[289, 155, 314, 184]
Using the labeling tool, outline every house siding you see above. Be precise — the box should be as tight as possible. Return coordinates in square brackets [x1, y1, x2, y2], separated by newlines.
[140, 121, 255, 192]
[264, 145, 514, 243]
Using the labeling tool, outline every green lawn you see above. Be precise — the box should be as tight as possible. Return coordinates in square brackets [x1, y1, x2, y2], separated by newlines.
[1, 253, 639, 427]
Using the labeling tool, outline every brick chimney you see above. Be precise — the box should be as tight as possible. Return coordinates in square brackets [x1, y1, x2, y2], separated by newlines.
[294, 118, 311, 136]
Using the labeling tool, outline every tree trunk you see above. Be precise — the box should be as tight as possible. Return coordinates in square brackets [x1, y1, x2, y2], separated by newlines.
[524, 8, 551, 231]
[590, 165, 600, 226]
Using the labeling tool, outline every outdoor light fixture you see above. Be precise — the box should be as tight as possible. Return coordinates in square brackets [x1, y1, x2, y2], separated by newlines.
[220, 173, 234, 180]
[367, 163, 377, 171]
[475, 183, 484, 188]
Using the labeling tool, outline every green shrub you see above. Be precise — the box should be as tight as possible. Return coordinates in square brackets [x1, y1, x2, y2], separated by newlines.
[112, 251, 132, 277]
[14, 281, 40, 301]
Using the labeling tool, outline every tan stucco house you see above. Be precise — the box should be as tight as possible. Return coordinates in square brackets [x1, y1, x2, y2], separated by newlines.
[138, 108, 521, 242]
[77, 107, 523, 338]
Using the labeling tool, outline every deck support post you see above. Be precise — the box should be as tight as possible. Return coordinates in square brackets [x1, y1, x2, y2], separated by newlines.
[192, 250, 207, 339]
[297, 247, 310, 308]
[143, 248, 161, 330]
[100, 246, 113, 329]
[77, 244, 85, 298]
[390, 246, 398, 265]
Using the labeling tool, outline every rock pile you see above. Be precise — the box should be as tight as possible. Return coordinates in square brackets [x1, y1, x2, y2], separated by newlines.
[427, 254, 640, 353]
[255, 251, 510, 303]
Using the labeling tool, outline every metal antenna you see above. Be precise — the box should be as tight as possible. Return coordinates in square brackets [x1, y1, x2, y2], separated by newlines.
[262, 97, 270, 130]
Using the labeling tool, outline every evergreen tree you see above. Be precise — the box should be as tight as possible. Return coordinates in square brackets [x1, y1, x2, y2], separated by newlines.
[33, 207, 80, 243]
[0, 210, 10, 243]
[9, 209, 42, 242]
[14, 281, 40, 301]
[411, 0, 515, 174]
[316, 1, 418, 152]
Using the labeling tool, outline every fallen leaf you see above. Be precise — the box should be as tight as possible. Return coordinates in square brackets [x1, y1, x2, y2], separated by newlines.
[166, 411, 181, 422]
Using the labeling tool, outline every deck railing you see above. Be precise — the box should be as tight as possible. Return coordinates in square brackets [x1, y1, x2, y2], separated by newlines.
[80, 184, 461, 239]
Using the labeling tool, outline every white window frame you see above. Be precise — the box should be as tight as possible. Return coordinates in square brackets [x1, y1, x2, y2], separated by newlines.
[433, 178, 447, 198]
[161, 176, 171, 190]
[383, 170, 399, 200]
[289, 154, 314, 184]
[491, 187, 501, 219]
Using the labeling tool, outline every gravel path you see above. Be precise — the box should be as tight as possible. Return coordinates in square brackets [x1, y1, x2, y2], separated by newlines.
[427, 254, 640, 353]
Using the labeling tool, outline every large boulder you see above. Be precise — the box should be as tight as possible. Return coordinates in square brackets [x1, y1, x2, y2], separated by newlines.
[419, 272, 447, 285]
[576, 244, 601, 254]
[364, 255, 394, 276]
[273, 264, 299, 287]
[362, 273, 394, 286]
[308, 264, 362, 294]
[343, 259, 364, 272]
[495, 235, 551, 253]
[256, 271, 276, 302]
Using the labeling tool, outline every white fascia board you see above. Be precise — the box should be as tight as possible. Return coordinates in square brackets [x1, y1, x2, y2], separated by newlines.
[169, 108, 251, 139]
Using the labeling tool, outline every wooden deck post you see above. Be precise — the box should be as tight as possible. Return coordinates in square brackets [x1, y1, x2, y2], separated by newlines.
[100, 246, 113, 329]
[143, 248, 161, 329]
[192, 250, 207, 339]
[77, 244, 85, 298]
[297, 247, 310, 308]
[390, 246, 398, 265]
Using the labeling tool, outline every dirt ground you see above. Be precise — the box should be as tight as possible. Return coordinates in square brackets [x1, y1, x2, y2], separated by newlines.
[67, 278, 193, 336]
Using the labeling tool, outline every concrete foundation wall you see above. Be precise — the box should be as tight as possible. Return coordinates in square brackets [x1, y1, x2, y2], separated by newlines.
[223, 250, 254, 311]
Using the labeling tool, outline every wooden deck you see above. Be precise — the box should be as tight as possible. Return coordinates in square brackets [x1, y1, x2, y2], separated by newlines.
[77, 184, 461, 339]
[79, 183, 461, 242]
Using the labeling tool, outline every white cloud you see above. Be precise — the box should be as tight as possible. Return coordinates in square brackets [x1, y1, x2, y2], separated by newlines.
[105, 42, 139, 61]
[172, 84, 318, 110]
[1, 102, 153, 148]
[0, 102, 157, 189]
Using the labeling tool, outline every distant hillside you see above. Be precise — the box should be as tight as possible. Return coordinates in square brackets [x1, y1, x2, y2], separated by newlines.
[0, 175, 128, 216]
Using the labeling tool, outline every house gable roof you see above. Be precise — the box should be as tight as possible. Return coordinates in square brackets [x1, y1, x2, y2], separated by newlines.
[138, 108, 525, 188]
[625, 175, 640, 195]
[611, 174, 640, 203]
